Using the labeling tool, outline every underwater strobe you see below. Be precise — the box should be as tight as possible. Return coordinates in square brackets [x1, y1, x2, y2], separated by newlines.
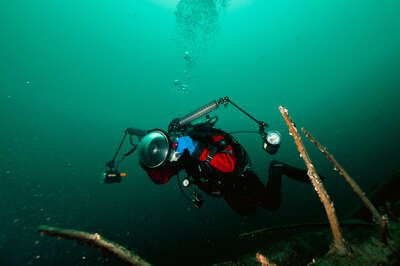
[103, 168, 126, 184]
[103, 159, 127, 184]
[262, 130, 281, 155]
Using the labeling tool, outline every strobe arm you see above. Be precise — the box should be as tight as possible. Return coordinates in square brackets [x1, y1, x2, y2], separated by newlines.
[121, 128, 146, 157]
[106, 128, 146, 170]
[227, 98, 268, 130]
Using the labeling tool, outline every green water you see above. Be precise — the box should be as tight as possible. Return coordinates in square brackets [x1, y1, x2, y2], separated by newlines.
[1, 0, 399, 265]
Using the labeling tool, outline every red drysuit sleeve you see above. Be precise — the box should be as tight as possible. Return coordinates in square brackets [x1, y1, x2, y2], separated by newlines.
[144, 164, 180, 184]
[195, 135, 236, 173]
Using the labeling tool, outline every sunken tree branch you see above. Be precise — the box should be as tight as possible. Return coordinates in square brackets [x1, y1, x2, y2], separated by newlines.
[278, 106, 350, 255]
[38, 225, 152, 266]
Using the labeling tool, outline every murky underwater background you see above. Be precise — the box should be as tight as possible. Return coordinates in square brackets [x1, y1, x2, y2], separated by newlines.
[1, 0, 399, 265]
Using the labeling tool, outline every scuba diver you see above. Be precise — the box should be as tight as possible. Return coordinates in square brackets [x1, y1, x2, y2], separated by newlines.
[104, 96, 311, 216]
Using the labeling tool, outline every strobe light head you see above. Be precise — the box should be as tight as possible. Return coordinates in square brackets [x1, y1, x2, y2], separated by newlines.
[263, 130, 281, 155]
[103, 169, 126, 184]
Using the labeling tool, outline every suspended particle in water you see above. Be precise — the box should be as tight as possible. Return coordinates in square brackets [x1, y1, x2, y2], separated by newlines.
[173, 79, 180, 86]
[26, 81, 31, 85]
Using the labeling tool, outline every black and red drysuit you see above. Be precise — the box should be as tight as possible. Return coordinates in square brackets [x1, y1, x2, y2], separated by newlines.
[140, 128, 310, 216]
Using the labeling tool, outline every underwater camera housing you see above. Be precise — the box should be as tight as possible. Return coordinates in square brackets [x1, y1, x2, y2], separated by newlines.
[137, 116, 219, 169]
[137, 129, 173, 169]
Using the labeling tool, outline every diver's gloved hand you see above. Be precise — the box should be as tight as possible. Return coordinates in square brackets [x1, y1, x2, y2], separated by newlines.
[176, 136, 198, 155]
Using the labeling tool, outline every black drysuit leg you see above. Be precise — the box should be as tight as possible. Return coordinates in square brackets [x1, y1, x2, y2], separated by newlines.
[263, 160, 310, 210]
[221, 161, 310, 215]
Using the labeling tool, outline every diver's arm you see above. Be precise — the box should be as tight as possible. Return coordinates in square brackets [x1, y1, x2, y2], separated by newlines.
[191, 135, 236, 173]
[141, 164, 179, 184]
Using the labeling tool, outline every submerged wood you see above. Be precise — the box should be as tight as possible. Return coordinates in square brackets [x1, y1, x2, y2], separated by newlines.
[301, 127, 383, 225]
[301, 127, 390, 243]
[278, 106, 350, 255]
[38, 225, 152, 266]
[256, 252, 277, 266]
